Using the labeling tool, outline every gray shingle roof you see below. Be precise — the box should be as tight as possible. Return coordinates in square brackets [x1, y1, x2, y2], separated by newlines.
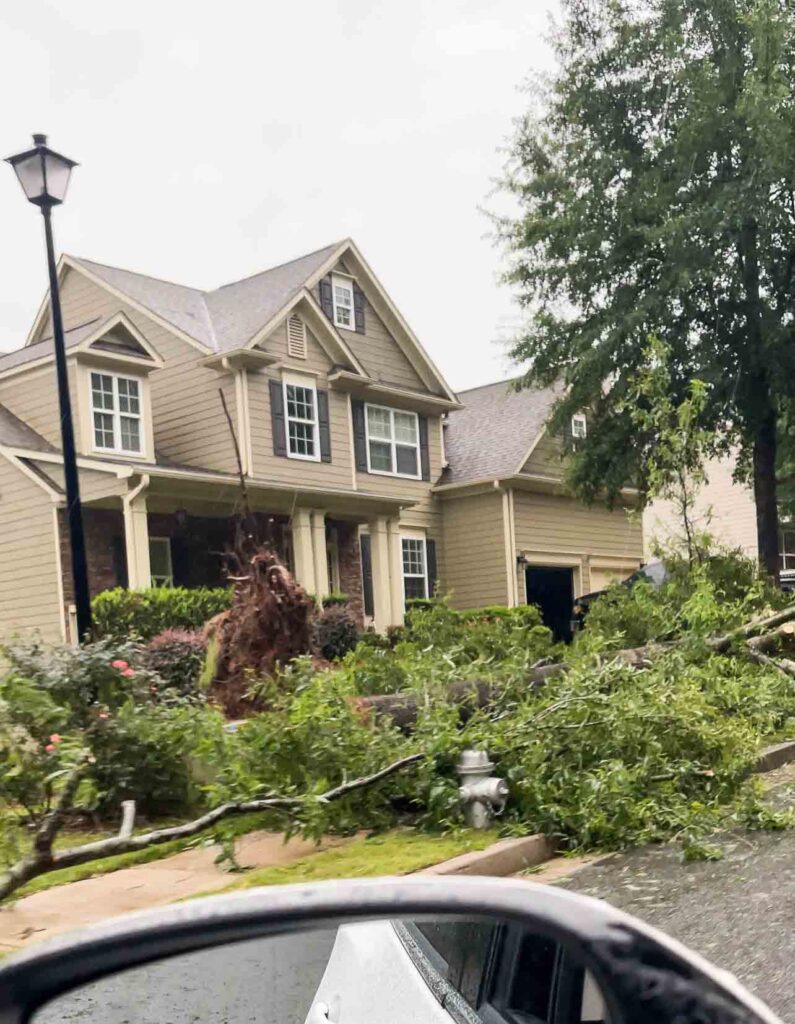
[0, 319, 102, 373]
[72, 241, 341, 353]
[443, 378, 562, 484]
[0, 403, 56, 453]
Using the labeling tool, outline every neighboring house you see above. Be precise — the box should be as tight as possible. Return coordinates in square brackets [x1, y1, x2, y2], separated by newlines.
[0, 240, 457, 641]
[0, 242, 644, 645]
[438, 381, 644, 640]
[643, 454, 759, 561]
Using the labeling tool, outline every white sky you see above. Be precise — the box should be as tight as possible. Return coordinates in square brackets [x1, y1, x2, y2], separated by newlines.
[0, 0, 560, 392]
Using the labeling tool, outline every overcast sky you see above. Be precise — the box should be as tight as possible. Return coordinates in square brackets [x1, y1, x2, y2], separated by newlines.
[0, 0, 560, 392]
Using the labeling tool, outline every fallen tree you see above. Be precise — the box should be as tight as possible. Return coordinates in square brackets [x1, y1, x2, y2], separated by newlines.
[358, 602, 795, 731]
[0, 752, 423, 904]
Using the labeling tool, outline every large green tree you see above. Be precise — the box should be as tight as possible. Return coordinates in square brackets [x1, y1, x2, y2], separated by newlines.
[501, 0, 795, 579]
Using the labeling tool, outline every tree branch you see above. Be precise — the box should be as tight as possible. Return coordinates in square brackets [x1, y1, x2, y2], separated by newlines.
[0, 753, 422, 904]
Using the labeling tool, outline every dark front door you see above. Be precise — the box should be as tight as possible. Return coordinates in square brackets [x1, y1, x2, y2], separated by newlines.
[525, 566, 575, 642]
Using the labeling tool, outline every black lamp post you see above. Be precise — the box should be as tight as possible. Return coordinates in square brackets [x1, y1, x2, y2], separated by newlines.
[5, 134, 91, 642]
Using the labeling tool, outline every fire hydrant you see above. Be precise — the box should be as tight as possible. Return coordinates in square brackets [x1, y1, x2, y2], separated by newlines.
[457, 749, 509, 829]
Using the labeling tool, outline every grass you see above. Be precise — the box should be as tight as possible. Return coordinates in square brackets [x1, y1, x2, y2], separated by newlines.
[198, 827, 501, 898]
[6, 812, 277, 901]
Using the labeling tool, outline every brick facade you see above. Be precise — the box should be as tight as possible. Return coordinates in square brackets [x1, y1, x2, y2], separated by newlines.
[59, 507, 126, 605]
[336, 520, 365, 625]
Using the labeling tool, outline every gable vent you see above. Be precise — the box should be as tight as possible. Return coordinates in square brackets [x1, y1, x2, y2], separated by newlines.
[287, 314, 307, 359]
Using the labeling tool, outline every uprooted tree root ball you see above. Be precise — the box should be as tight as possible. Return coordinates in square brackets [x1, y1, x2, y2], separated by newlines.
[208, 547, 314, 716]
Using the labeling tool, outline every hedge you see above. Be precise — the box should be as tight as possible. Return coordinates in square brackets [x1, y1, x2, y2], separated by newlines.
[92, 587, 232, 641]
[404, 598, 542, 626]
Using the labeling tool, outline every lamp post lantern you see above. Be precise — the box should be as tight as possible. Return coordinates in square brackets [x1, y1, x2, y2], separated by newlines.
[5, 134, 91, 642]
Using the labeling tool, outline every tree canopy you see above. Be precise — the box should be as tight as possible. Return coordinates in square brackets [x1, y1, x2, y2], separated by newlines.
[500, 0, 795, 577]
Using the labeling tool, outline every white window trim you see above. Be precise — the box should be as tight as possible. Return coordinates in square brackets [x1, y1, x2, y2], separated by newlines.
[89, 371, 145, 456]
[282, 372, 320, 462]
[401, 530, 429, 600]
[571, 413, 587, 439]
[364, 403, 421, 480]
[149, 536, 174, 587]
[331, 273, 355, 331]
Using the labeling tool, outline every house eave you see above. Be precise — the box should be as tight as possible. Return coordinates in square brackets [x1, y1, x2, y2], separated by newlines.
[328, 369, 463, 414]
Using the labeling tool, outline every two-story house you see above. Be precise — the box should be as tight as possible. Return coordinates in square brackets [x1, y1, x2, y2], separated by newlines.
[0, 240, 459, 641]
[0, 240, 644, 644]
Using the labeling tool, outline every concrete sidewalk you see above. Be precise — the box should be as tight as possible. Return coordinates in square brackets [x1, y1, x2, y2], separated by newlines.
[0, 831, 345, 954]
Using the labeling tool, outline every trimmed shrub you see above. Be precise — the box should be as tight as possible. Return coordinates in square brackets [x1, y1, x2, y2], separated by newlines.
[313, 606, 360, 661]
[322, 592, 350, 608]
[143, 629, 207, 696]
[92, 587, 232, 641]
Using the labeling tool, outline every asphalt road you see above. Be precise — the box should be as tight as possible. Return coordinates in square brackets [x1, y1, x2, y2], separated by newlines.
[34, 930, 337, 1024]
[562, 763, 795, 1022]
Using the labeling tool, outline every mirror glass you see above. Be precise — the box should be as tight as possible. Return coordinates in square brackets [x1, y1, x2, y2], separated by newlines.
[33, 915, 610, 1024]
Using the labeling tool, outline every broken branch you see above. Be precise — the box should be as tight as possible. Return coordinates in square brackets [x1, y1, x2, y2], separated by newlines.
[0, 753, 423, 904]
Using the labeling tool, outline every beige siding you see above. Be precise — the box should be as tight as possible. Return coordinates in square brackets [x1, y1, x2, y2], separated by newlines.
[318, 262, 426, 390]
[9, 268, 240, 474]
[643, 454, 758, 560]
[521, 430, 564, 477]
[250, 320, 353, 489]
[0, 363, 79, 449]
[440, 490, 508, 608]
[513, 490, 643, 597]
[0, 456, 62, 641]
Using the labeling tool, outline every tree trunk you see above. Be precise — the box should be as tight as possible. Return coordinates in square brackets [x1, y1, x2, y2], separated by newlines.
[753, 402, 780, 584]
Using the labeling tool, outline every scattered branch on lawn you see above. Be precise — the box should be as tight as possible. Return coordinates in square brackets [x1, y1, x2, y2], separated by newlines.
[709, 603, 795, 653]
[745, 648, 795, 680]
[0, 753, 423, 904]
[118, 800, 136, 840]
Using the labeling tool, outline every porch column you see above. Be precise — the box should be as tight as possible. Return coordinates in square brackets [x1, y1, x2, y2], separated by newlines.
[369, 515, 392, 633]
[311, 510, 330, 599]
[291, 508, 316, 595]
[122, 481, 151, 589]
[387, 517, 405, 626]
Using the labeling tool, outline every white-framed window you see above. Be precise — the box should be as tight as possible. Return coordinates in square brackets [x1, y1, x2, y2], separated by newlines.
[283, 374, 320, 461]
[365, 403, 421, 478]
[90, 371, 143, 454]
[402, 535, 428, 600]
[571, 413, 587, 440]
[149, 537, 173, 587]
[331, 274, 354, 330]
[781, 528, 795, 572]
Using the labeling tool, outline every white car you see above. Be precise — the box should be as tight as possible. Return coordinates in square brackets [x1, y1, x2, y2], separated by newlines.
[307, 917, 608, 1024]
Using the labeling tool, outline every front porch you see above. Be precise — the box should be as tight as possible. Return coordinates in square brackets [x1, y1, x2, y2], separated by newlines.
[59, 470, 411, 640]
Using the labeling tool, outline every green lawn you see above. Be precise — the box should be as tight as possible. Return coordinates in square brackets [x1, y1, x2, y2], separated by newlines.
[198, 827, 501, 897]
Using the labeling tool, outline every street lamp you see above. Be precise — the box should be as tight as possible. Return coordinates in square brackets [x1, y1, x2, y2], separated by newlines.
[5, 134, 91, 642]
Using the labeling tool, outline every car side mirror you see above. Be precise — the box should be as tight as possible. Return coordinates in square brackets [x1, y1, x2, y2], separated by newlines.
[0, 877, 779, 1024]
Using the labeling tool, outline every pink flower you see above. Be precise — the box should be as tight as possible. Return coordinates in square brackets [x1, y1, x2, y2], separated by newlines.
[149, 685, 158, 693]
[49, 733, 62, 744]
[121, 668, 135, 678]
[45, 743, 55, 753]
[112, 659, 129, 670]
[98, 712, 109, 720]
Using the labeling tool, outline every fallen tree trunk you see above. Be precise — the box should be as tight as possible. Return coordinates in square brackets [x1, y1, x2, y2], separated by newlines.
[359, 604, 795, 731]
[0, 753, 423, 904]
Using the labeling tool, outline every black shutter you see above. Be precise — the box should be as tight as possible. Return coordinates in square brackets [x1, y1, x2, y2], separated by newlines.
[418, 415, 431, 481]
[425, 538, 437, 597]
[351, 399, 368, 471]
[269, 379, 287, 456]
[317, 389, 332, 462]
[360, 534, 374, 618]
[319, 275, 334, 321]
[353, 283, 366, 333]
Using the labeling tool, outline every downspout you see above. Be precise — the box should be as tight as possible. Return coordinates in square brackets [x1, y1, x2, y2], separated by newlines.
[222, 357, 252, 476]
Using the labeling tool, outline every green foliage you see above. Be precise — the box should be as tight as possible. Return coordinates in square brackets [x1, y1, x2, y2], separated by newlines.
[143, 629, 207, 695]
[87, 701, 228, 815]
[499, 0, 795, 559]
[312, 606, 360, 662]
[322, 593, 350, 607]
[92, 587, 232, 641]
[582, 549, 782, 650]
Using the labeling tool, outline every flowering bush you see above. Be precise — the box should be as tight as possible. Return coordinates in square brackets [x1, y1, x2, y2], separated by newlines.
[143, 629, 208, 695]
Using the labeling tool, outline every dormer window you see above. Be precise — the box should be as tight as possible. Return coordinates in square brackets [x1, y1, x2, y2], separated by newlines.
[332, 274, 354, 330]
[571, 413, 587, 440]
[90, 371, 143, 454]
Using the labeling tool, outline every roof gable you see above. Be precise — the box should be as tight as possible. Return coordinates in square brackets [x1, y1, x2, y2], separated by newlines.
[443, 379, 563, 484]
